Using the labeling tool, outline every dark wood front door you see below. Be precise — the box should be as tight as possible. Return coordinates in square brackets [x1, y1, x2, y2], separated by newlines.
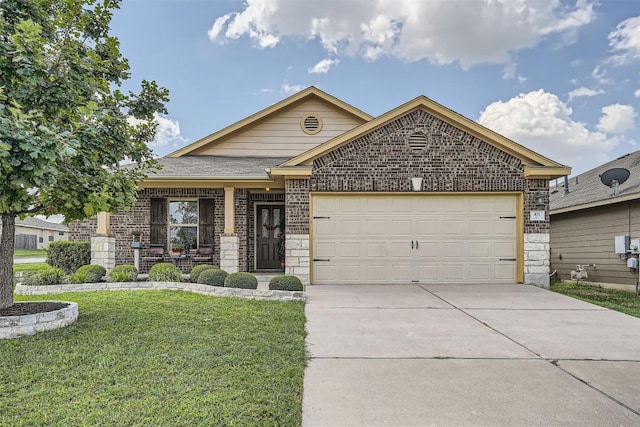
[256, 204, 284, 269]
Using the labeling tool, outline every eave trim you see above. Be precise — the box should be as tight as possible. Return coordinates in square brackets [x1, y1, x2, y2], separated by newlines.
[551, 193, 640, 215]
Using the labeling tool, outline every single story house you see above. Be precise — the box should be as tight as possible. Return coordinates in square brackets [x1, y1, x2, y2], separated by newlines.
[550, 151, 640, 286]
[70, 87, 569, 287]
[2, 217, 69, 249]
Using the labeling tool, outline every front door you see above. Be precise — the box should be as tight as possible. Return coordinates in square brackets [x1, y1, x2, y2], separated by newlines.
[256, 204, 285, 269]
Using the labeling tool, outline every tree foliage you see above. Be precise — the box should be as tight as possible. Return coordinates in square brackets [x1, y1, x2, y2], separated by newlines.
[0, 0, 170, 308]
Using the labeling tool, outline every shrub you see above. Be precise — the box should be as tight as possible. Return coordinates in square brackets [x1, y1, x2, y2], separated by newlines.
[47, 241, 90, 273]
[21, 267, 66, 286]
[68, 264, 106, 283]
[109, 265, 139, 282]
[224, 272, 258, 289]
[148, 263, 182, 282]
[197, 268, 228, 287]
[268, 275, 304, 291]
[190, 264, 218, 283]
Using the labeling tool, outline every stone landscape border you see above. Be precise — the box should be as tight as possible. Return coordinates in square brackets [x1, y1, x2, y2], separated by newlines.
[0, 302, 78, 339]
[15, 282, 306, 302]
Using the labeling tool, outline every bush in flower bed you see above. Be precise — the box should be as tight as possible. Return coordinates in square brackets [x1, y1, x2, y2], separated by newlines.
[148, 263, 182, 282]
[268, 275, 304, 291]
[190, 265, 218, 283]
[21, 267, 66, 286]
[197, 268, 228, 287]
[109, 265, 139, 282]
[224, 272, 258, 290]
[68, 264, 106, 283]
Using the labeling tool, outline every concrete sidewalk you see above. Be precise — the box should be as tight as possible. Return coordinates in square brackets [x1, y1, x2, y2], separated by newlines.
[302, 284, 640, 426]
[13, 257, 46, 264]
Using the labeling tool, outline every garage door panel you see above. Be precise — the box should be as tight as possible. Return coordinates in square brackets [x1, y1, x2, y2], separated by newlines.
[339, 219, 361, 235]
[494, 242, 516, 258]
[443, 220, 463, 235]
[494, 220, 516, 235]
[314, 220, 336, 236]
[312, 195, 518, 284]
[416, 220, 439, 235]
[390, 219, 412, 235]
[339, 242, 361, 258]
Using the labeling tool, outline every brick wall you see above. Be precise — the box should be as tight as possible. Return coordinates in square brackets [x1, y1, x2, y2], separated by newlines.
[285, 179, 310, 235]
[308, 108, 548, 233]
[69, 188, 225, 273]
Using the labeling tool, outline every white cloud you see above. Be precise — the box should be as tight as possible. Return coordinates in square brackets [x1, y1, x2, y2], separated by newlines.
[128, 114, 186, 149]
[597, 104, 637, 134]
[308, 58, 340, 74]
[607, 16, 640, 65]
[567, 86, 603, 101]
[635, 89, 640, 98]
[207, 0, 595, 68]
[478, 90, 618, 173]
[280, 81, 305, 96]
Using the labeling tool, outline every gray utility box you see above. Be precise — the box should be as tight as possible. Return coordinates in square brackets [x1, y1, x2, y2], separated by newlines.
[615, 235, 630, 254]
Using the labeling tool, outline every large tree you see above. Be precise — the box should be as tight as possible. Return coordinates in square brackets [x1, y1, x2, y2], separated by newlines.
[0, 0, 169, 309]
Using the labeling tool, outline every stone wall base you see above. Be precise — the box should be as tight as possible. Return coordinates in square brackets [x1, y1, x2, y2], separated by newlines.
[524, 233, 550, 289]
[285, 234, 310, 285]
[91, 236, 116, 271]
[220, 234, 239, 273]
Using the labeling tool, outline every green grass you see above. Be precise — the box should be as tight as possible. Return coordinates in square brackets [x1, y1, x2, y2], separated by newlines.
[12, 262, 50, 274]
[13, 249, 47, 258]
[1, 291, 307, 426]
[551, 281, 640, 318]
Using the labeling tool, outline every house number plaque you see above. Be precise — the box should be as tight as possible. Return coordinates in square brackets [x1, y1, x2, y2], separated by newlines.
[530, 211, 545, 221]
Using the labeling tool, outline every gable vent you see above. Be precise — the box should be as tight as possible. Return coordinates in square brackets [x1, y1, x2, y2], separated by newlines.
[301, 115, 322, 135]
[407, 132, 428, 151]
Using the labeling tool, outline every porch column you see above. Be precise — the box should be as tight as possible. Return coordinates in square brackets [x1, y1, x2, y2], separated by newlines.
[91, 211, 116, 271]
[221, 187, 239, 273]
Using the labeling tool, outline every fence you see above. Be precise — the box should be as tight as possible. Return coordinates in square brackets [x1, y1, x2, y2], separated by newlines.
[15, 234, 37, 250]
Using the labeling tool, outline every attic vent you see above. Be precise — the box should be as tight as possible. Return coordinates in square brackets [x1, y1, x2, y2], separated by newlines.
[301, 115, 322, 135]
[407, 132, 428, 151]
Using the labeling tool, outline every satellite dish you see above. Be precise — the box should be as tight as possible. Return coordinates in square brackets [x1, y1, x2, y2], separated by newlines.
[600, 168, 630, 186]
[599, 168, 630, 195]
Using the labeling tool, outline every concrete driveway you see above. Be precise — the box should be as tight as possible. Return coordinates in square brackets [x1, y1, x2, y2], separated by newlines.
[302, 284, 640, 426]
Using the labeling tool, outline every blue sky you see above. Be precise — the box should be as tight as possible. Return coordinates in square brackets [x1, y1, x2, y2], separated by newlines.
[111, 0, 639, 177]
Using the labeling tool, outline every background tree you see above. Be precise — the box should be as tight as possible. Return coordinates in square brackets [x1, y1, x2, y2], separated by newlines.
[0, 0, 169, 309]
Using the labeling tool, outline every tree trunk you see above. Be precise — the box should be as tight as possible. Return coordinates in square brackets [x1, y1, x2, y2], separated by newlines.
[0, 213, 16, 309]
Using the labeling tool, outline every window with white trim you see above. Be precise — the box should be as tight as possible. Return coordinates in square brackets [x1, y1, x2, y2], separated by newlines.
[168, 200, 198, 250]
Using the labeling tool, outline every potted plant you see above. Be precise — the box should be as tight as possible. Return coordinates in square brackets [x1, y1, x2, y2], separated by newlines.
[169, 242, 185, 257]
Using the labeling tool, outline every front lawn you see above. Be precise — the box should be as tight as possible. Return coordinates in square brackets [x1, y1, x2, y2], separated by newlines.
[13, 262, 50, 274]
[13, 249, 47, 258]
[1, 291, 306, 426]
[551, 281, 640, 318]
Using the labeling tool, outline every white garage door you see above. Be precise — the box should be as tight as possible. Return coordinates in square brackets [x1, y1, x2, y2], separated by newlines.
[312, 195, 518, 284]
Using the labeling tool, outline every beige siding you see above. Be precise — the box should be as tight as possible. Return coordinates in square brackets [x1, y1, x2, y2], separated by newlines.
[14, 225, 69, 249]
[193, 98, 365, 157]
[550, 201, 640, 285]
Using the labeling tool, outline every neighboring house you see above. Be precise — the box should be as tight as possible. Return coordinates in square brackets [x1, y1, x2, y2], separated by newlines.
[2, 217, 69, 249]
[550, 151, 640, 286]
[70, 87, 569, 287]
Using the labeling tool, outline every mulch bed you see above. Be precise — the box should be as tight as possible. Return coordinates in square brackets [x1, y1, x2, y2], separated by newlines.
[0, 302, 69, 317]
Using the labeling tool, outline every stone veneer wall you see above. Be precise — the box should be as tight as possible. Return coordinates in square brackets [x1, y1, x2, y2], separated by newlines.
[69, 188, 225, 273]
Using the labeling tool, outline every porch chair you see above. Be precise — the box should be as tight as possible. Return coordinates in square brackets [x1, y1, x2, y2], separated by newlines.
[142, 246, 165, 264]
[192, 247, 214, 263]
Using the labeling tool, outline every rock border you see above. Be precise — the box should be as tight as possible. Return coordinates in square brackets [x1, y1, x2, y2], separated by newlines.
[15, 282, 306, 302]
[0, 302, 79, 339]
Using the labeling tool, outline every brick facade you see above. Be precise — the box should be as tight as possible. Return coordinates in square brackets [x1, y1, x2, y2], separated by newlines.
[309, 108, 548, 233]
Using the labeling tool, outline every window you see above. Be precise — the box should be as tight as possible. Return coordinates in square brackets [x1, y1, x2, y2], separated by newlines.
[150, 198, 215, 250]
[169, 200, 198, 251]
[39, 237, 43, 243]
[48, 235, 54, 242]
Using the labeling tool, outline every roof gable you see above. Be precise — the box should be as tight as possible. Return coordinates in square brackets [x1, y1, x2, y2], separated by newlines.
[279, 96, 570, 179]
[169, 86, 372, 158]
